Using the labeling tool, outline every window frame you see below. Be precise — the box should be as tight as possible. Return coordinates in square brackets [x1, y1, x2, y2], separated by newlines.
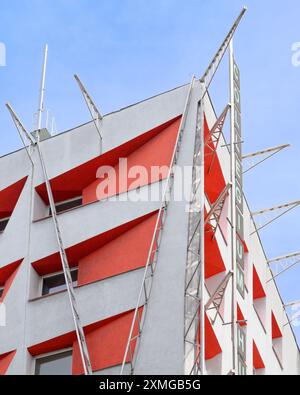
[40, 267, 78, 297]
[49, 196, 83, 216]
[34, 347, 73, 375]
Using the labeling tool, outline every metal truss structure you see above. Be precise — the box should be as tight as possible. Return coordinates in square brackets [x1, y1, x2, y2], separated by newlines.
[6, 103, 35, 165]
[267, 251, 300, 282]
[205, 183, 232, 239]
[205, 105, 230, 175]
[7, 104, 93, 375]
[251, 199, 300, 234]
[205, 271, 233, 325]
[242, 144, 290, 174]
[74, 74, 103, 151]
[200, 7, 247, 91]
[284, 300, 300, 327]
[184, 84, 205, 377]
[184, 7, 247, 377]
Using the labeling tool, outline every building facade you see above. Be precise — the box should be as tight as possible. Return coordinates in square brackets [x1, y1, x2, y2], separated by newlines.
[0, 75, 299, 375]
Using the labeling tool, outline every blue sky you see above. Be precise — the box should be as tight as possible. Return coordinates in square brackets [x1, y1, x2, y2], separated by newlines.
[0, 0, 300, 344]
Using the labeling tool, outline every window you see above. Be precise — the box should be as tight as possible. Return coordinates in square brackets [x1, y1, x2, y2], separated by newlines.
[0, 287, 4, 298]
[49, 197, 82, 216]
[35, 350, 72, 375]
[0, 218, 9, 232]
[42, 268, 78, 296]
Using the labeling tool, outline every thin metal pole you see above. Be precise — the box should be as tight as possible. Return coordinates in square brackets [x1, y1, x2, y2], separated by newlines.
[200, 6, 247, 90]
[199, 82, 206, 375]
[229, 39, 238, 374]
[37, 44, 48, 132]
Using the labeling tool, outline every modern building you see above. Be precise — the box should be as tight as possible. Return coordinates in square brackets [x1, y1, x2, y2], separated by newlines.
[0, 10, 299, 376]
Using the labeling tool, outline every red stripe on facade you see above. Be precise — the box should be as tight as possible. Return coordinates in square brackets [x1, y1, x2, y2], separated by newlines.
[36, 116, 181, 205]
[0, 350, 16, 375]
[0, 177, 28, 219]
[0, 259, 23, 302]
[31, 210, 159, 280]
[253, 340, 265, 369]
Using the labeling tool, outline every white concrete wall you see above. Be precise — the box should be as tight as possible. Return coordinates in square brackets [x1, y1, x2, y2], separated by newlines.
[0, 82, 298, 375]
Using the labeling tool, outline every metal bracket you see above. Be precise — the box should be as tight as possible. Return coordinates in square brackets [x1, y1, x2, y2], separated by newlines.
[205, 104, 230, 174]
[267, 251, 300, 282]
[205, 271, 233, 324]
[74, 74, 103, 150]
[205, 182, 232, 238]
[242, 144, 290, 174]
[251, 199, 300, 234]
[6, 103, 36, 165]
[283, 300, 300, 327]
[200, 7, 247, 91]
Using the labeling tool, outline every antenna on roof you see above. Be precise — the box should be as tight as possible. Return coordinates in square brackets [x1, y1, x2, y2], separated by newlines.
[37, 44, 48, 133]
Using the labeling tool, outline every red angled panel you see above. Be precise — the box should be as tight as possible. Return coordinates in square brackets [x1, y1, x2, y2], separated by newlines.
[0, 259, 23, 302]
[0, 350, 16, 375]
[237, 304, 247, 326]
[28, 308, 143, 375]
[0, 177, 27, 219]
[272, 312, 283, 339]
[82, 117, 181, 204]
[253, 341, 265, 369]
[78, 211, 159, 285]
[198, 313, 222, 360]
[205, 222, 226, 279]
[253, 265, 266, 300]
[242, 239, 249, 253]
[31, 210, 159, 280]
[35, 116, 181, 205]
[28, 332, 76, 357]
[72, 308, 143, 375]
[204, 115, 226, 205]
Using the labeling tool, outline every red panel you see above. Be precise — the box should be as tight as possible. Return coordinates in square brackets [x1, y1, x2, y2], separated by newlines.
[28, 332, 76, 357]
[198, 313, 222, 360]
[204, 115, 226, 204]
[0, 350, 16, 375]
[82, 117, 181, 204]
[205, 222, 226, 279]
[78, 212, 159, 285]
[253, 265, 266, 300]
[237, 304, 247, 326]
[0, 177, 28, 219]
[28, 308, 143, 375]
[73, 308, 143, 374]
[0, 259, 23, 302]
[32, 211, 159, 277]
[272, 312, 283, 339]
[253, 341, 265, 369]
[36, 117, 181, 205]
[242, 239, 249, 253]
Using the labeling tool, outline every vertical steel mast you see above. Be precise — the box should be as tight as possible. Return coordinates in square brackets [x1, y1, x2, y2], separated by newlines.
[229, 39, 238, 374]
[37, 44, 48, 132]
[229, 37, 247, 375]
[184, 7, 247, 376]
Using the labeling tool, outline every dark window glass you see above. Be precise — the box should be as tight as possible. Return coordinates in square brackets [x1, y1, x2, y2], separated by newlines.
[49, 197, 82, 216]
[0, 218, 9, 232]
[0, 287, 4, 298]
[35, 350, 72, 375]
[42, 269, 78, 296]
